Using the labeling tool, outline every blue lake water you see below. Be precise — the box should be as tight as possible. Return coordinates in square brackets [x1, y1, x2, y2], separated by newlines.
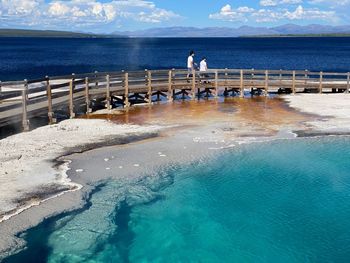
[4, 136, 350, 263]
[1, 37, 350, 81]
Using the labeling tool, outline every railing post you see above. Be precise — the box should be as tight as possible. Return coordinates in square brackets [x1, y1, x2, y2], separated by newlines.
[147, 70, 152, 104]
[265, 70, 269, 96]
[85, 77, 91, 114]
[69, 74, 75, 118]
[46, 76, 54, 124]
[191, 69, 196, 100]
[106, 74, 111, 110]
[22, 79, 29, 131]
[304, 69, 308, 91]
[167, 70, 173, 101]
[124, 72, 130, 107]
[240, 70, 244, 98]
[319, 71, 323, 94]
[292, 71, 296, 94]
[214, 70, 218, 98]
[279, 69, 282, 86]
[347, 72, 350, 94]
[94, 71, 98, 88]
[224, 68, 228, 89]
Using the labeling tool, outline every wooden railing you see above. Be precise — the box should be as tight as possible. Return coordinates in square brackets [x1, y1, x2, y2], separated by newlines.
[1, 69, 349, 131]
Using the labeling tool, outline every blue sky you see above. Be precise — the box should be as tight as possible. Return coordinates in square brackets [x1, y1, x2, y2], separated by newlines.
[0, 0, 349, 32]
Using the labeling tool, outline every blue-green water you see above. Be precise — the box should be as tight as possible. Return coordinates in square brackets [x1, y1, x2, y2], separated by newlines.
[4, 137, 350, 262]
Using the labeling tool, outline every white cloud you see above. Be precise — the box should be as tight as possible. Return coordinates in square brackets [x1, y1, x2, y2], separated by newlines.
[210, 4, 338, 23]
[91, 2, 103, 16]
[48, 2, 70, 16]
[103, 4, 117, 21]
[280, 0, 303, 4]
[284, 5, 304, 19]
[0, 0, 42, 15]
[221, 4, 232, 13]
[209, 4, 248, 22]
[0, 0, 180, 29]
[307, 0, 349, 22]
[138, 9, 178, 23]
[45, 1, 119, 24]
[260, 0, 302, 6]
[308, 0, 350, 5]
[260, 0, 278, 7]
[284, 5, 336, 20]
[237, 6, 255, 13]
[252, 9, 282, 22]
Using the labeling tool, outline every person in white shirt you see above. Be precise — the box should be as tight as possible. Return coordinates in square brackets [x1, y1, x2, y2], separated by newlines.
[200, 57, 208, 72]
[187, 50, 195, 78]
[199, 57, 209, 82]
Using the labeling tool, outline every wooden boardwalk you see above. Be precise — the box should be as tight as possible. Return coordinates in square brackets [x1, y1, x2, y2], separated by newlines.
[1, 69, 349, 131]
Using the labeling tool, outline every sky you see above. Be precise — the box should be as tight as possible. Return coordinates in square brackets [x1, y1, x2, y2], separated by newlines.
[0, 0, 349, 33]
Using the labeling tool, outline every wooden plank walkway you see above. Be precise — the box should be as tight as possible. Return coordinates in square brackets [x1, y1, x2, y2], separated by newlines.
[1, 69, 349, 130]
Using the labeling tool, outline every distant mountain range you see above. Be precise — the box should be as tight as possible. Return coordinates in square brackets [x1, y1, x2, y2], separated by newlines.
[113, 24, 350, 37]
[0, 29, 119, 38]
[0, 24, 350, 38]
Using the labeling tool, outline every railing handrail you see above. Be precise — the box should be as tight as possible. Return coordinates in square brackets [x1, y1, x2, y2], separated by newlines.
[1, 68, 350, 88]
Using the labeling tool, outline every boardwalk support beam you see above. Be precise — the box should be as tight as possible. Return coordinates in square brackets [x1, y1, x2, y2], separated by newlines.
[167, 70, 173, 101]
[69, 74, 75, 118]
[106, 74, 111, 110]
[240, 70, 244, 98]
[292, 71, 296, 94]
[94, 71, 98, 88]
[124, 72, 130, 107]
[22, 79, 29, 131]
[214, 70, 219, 98]
[304, 70, 308, 92]
[147, 70, 152, 104]
[85, 77, 91, 113]
[265, 70, 269, 96]
[46, 76, 55, 124]
[191, 70, 196, 99]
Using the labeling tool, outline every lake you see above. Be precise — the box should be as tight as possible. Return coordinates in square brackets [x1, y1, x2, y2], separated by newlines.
[0, 37, 350, 81]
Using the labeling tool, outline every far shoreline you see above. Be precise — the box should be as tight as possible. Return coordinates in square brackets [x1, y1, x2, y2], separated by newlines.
[1, 26, 350, 38]
[1, 35, 350, 39]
